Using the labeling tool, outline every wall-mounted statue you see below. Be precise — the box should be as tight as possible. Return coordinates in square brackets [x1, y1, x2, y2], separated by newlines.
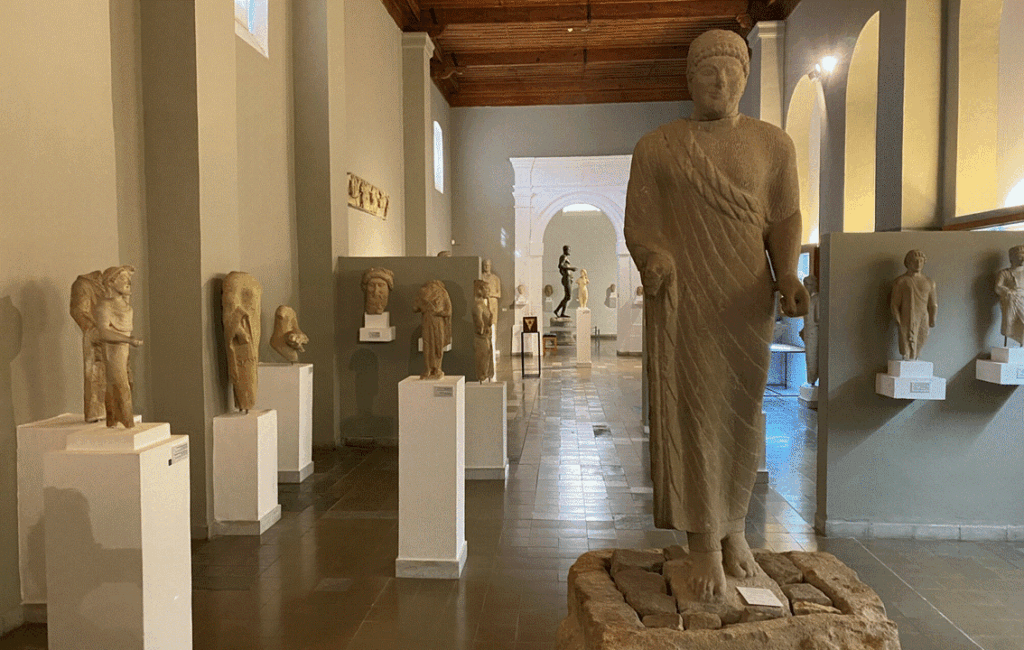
[361, 267, 395, 315]
[800, 275, 820, 385]
[995, 244, 1024, 347]
[481, 259, 501, 330]
[223, 271, 262, 412]
[270, 305, 309, 363]
[514, 283, 528, 306]
[543, 284, 554, 298]
[94, 266, 143, 428]
[346, 172, 390, 219]
[605, 283, 618, 308]
[70, 270, 107, 422]
[576, 269, 590, 309]
[553, 245, 577, 318]
[624, 28, 809, 601]
[890, 250, 937, 361]
[415, 280, 451, 380]
[472, 280, 494, 382]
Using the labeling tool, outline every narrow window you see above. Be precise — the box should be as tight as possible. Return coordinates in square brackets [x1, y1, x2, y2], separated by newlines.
[235, 0, 268, 57]
[433, 121, 444, 194]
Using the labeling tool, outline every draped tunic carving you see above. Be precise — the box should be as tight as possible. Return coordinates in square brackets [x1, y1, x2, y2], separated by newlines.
[624, 115, 800, 534]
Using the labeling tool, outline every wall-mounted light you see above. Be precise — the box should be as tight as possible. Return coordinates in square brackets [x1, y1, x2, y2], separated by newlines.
[807, 55, 839, 81]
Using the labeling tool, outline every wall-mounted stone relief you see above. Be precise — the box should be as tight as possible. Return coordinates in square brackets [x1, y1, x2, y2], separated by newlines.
[347, 172, 390, 219]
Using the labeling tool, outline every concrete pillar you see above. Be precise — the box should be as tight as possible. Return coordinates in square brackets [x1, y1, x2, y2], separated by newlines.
[403, 33, 436, 256]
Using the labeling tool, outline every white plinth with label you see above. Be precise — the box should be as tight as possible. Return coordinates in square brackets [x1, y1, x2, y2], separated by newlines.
[876, 360, 946, 400]
[465, 381, 508, 480]
[396, 375, 467, 579]
[576, 308, 592, 367]
[44, 423, 191, 650]
[359, 312, 396, 342]
[212, 410, 281, 536]
[976, 347, 1024, 385]
[799, 383, 818, 408]
[256, 363, 314, 483]
[17, 412, 140, 618]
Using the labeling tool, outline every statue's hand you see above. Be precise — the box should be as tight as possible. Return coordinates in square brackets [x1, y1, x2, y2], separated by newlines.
[642, 253, 674, 296]
[778, 273, 809, 317]
[130, 338, 143, 347]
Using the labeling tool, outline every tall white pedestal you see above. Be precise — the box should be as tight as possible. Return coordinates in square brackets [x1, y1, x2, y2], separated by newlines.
[755, 411, 768, 485]
[799, 383, 819, 409]
[212, 410, 282, 536]
[44, 423, 192, 650]
[396, 375, 467, 579]
[17, 412, 139, 618]
[876, 360, 946, 400]
[576, 308, 592, 367]
[465, 382, 508, 480]
[977, 347, 1024, 385]
[256, 363, 314, 483]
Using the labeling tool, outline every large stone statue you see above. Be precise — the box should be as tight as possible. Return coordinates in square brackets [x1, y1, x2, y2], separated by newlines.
[94, 266, 143, 428]
[472, 279, 494, 382]
[70, 271, 107, 422]
[890, 250, 937, 361]
[576, 269, 590, 309]
[553, 245, 577, 318]
[481, 259, 502, 329]
[223, 271, 262, 411]
[361, 267, 395, 315]
[800, 275, 820, 385]
[624, 29, 809, 601]
[415, 280, 451, 380]
[995, 244, 1024, 346]
[270, 305, 309, 363]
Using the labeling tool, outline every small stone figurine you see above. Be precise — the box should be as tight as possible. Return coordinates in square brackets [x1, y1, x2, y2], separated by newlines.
[995, 244, 1024, 347]
[576, 269, 590, 309]
[415, 280, 452, 380]
[270, 305, 309, 363]
[472, 280, 494, 382]
[93, 266, 143, 428]
[223, 271, 262, 411]
[890, 250, 937, 361]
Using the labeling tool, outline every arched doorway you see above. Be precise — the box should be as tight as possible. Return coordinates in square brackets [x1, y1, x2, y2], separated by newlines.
[786, 76, 826, 244]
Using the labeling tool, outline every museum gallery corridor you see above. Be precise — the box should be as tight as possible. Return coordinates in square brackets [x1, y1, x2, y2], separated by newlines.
[3, 348, 1023, 650]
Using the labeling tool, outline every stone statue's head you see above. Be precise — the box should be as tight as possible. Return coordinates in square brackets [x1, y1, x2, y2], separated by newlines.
[802, 274, 819, 295]
[579, 269, 588, 280]
[482, 259, 492, 273]
[609, 283, 617, 293]
[361, 267, 395, 314]
[101, 265, 136, 299]
[543, 284, 554, 297]
[1010, 244, 1024, 267]
[636, 285, 645, 296]
[222, 271, 262, 411]
[563, 245, 570, 255]
[687, 29, 750, 120]
[517, 283, 527, 296]
[903, 249, 927, 272]
[474, 279, 489, 299]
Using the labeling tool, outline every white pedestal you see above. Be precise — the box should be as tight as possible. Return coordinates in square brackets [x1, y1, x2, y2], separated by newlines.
[396, 375, 467, 579]
[465, 382, 508, 480]
[976, 347, 1024, 385]
[256, 363, 314, 483]
[359, 312, 396, 342]
[17, 412, 139, 614]
[876, 360, 946, 400]
[212, 410, 281, 535]
[755, 410, 768, 485]
[44, 423, 192, 650]
[799, 383, 819, 409]
[576, 308, 592, 367]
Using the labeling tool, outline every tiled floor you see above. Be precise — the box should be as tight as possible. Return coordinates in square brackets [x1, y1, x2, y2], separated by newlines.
[3, 347, 1024, 649]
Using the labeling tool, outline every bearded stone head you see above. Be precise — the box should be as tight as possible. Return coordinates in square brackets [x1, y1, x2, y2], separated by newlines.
[361, 267, 395, 315]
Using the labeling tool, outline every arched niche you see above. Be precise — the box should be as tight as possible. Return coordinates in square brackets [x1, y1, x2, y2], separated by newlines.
[509, 155, 642, 354]
[786, 75, 826, 244]
[843, 12, 879, 233]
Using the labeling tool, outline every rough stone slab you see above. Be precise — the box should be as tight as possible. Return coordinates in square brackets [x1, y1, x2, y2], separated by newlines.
[611, 548, 665, 576]
[739, 606, 786, 623]
[682, 610, 722, 630]
[785, 552, 888, 622]
[667, 557, 790, 625]
[782, 582, 832, 608]
[613, 568, 667, 597]
[627, 590, 677, 618]
[643, 613, 683, 630]
[752, 549, 803, 585]
[664, 544, 689, 562]
[793, 601, 842, 616]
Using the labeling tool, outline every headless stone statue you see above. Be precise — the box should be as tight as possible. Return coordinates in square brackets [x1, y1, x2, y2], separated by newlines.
[472, 279, 494, 382]
[416, 280, 451, 380]
[624, 29, 809, 601]
[995, 245, 1024, 347]
[70, 271, 107, 422]
[93, 266, 143, 428]
[890, 250, 937, 361]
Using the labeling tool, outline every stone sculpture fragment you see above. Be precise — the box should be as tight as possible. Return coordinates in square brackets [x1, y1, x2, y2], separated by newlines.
[472, 279, 494, 382]
[415, 280, 451, 380]
[800, 275, 819, 385]
[223, 271, 261, 411]
[70, 270, 106, 422]
[361, 267, 394, 315]
[93, 265, 143, 428]
[270, 305, 309, 363]
[481, 259, 501, 331]
[890, 250, 937, 361]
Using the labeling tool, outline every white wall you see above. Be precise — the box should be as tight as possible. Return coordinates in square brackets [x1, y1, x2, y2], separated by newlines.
[998, 0, 1024, 205]
[430, 85, 453, 255]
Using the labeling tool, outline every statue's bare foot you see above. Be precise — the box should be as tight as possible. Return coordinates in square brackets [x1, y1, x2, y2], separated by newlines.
[722, 532, 757, 578]
[687, 550, 727, 601]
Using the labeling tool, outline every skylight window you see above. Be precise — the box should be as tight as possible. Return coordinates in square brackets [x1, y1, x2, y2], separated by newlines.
[235, 0, 268, 57]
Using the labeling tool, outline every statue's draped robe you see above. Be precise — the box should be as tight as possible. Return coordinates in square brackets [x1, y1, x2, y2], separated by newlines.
[891, 275, 936, 360]
[624, 115, 800, 534]
[997, 268, 1024, 345]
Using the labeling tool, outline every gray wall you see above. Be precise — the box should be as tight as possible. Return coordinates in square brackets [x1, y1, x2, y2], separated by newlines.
[449, 101, 690, 356]
[819, 232, 1024, 535]
[336, 256, 480, 445]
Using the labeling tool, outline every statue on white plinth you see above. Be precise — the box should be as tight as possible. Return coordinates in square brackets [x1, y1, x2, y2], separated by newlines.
[223, 271, 261, 412]
[481, 259, 501, 330]
[70, 270, 107, 422]
[415, 280, 451, 380]
[270, 305, 308, 363]
[514, 283, 528, 306]
[576, 269, 590, 309]
[890, 250, 937, 361]
[800, 275, 820, 385]
[94, 266, 143, 428]
[624, 28, 809, 601]
[472, 280, 494, 382]
[995, 244, 1024, 347]
[361, 267, 394, 315]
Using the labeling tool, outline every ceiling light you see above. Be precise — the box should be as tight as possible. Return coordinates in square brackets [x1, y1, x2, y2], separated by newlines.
[820, 56, 838, 74]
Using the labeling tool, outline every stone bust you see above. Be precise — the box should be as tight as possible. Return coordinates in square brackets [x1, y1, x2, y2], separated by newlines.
[361, 267, 395, 315]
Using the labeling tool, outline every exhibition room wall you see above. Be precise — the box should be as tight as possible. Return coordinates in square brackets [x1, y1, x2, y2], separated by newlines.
[449, 101, 689, 355]
[997, 0, 1024, 206]
[819, 232, 1024, 537]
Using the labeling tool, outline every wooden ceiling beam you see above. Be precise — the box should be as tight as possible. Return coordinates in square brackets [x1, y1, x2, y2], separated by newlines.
[451, 45, 689, 67]
[447, 85, 691, 107]
[747, 0, 801, 22]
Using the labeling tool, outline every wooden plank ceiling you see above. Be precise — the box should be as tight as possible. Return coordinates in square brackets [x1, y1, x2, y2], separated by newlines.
[379, 0, 801, 106]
